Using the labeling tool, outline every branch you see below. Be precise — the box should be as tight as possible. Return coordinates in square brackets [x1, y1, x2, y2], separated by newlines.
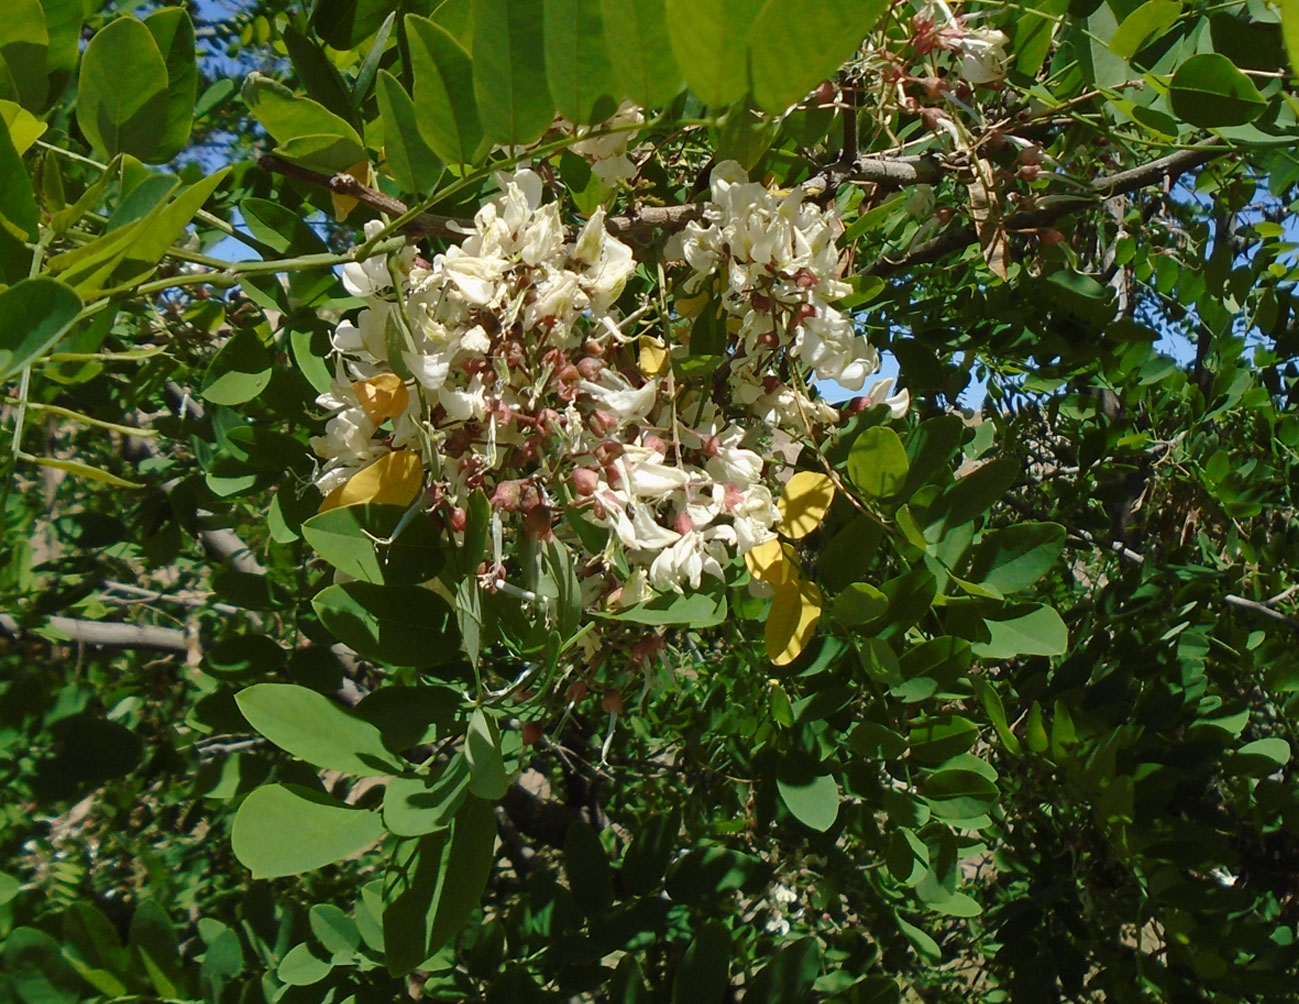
[1225, 594, 1299, 634]
[0, 613, 190, 653]
[257, 150, 947, 249]
[862, 142, 1231, 277]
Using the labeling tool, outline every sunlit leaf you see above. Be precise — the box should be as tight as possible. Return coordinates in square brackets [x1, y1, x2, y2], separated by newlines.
[776, 471, 835, 539]
[319, 451, 424, 511]
[766, 578, 823, 666]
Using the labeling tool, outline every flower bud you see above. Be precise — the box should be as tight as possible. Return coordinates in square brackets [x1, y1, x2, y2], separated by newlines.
[583, 337, 605, 357]
[588, 409, 620, 437]
[674, 511, 694, 535]
[577, 356, 604, 380]
[935, 207, 954, 225]
[490, 479, 524, 512]
[523, 506, 554, 540]
[568, 680, 588, 702]
[642, 433, 669, 455]
[794, 302, 817, 323]
[702, 435, 722, 457]
[521, 722, 543, 745]
[602, 690, 624, 714]
[1037, 227, 1065, 246]
[1017, 164, 1041, 182]
[595, 440, 624, 466]
[448, 506, 468, 532]
[572, 467, 600, 496]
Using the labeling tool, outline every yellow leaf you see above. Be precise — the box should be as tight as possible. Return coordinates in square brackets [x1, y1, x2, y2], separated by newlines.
[0, 100, 47, 156]
[766, 578, 823, 667]
[675, 289, 709, 318]
[776, 471, 836, 539]
[352, 373, 409, 425]
[330, 161, 372, 222]
[745, 539, 796, 587]
[638, 336, 669, 377]
[319, 451, 423, 512]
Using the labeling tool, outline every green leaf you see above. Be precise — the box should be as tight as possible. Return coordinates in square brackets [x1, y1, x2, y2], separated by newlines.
[964, 522, 1065, 594]
[471, 0, 552, 145]
[204, 635, 286, 679]
[544, 0, 618, 124]
[383, 755, 470, 836]
[1170, 53, 1267, 128]
[313, 582, 460, 667]
[276, 943, 333, 987]
[235, 683, 405, 776]
[231, 783, 384, 878]
[382, 795, 497, 974]
[0, 277, 81, 380]
[924, 456, 1019, 541]
[0, 110, 37, 276]
[1108, 0, 1182, 59]
[744, 937, 819, 1004]
[1, 928, 81, 1004]
[241, 72, 365, 171]
[664, 0, 761, 107]
[309, 904, 361, 959]
[1227, 737, 1291, 776]
[666, 846, 766, 904]
[303, 504, 445, 585]
[598, 0, 680, 107]
[972, 604, 1069, 659]
[356, 685, 460, 751]
[242, 197, 329, 255]
[200, 330, 272, 406]
[0, 0, 50, 111]
[749, 0, 889, 112]
[77, 17, 169, 160]
[908, 716, 979, 766]
[620, 808, 679, 896]
[313, 0, 395, 49]
[375, 70, 443, 195]
[565, 820, 614, 915]
[465, 708, 509, 799]
[129, 901, 185, 1000]
[602, 585, 727, 627]
[670, 920, 730, 1004]
[406, 14, 482, 166]
[831, 582, 888, 626]
[895, 915, 941, 962]
[848, 426, 910, 497]
[142, 8, 197, 162]
[1284, 0, 1299, 78]
[282, 24, 359, 130]
[776, 758, 840, 832]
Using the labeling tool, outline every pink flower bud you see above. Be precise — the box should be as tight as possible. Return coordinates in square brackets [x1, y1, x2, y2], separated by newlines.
[702, 436, 722, 457]
[490, 479, 524, 512]
[588, 410, 620, 437]
[674, 511, 694, 535]
[642, 434, 668, 455]
[572, 467, 600, 496]
[448, 506, 468, 532]
[577, 356, 604, 380]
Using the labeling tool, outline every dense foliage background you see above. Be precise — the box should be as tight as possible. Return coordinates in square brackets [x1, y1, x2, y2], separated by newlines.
[3, 0, 1299, 1001]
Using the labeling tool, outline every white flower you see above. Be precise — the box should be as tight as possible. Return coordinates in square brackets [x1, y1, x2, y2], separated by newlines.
[581, 374, 658, 424]
[648, 527, 730, 592]
[956, 28, 1010, 85]
[863, 377, 911, 419]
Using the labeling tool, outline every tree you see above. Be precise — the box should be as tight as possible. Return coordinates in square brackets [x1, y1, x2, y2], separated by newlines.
[3, 0, 1299, 1001]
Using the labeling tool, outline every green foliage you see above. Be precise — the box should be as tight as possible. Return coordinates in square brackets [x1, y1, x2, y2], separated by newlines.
[2, 2, 1299, 1003]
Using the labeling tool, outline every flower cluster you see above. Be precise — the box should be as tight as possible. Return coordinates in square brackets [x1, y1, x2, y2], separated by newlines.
[311, 161, 903, 610]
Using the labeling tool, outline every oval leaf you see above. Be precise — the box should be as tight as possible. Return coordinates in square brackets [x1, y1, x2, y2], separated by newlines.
[776, 471, 835, 539]
[232, 784, 384, 879]
[235, 683, 405, 776]
[1170, 53, 1267, 127]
